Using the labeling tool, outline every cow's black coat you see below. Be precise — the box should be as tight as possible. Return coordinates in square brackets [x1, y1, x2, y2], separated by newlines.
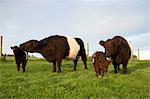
[11, 46, 28, 72]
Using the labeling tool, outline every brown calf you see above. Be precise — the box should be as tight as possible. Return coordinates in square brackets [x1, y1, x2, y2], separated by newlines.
[92, 51, 111, 77]
[11, 46, 28, 72]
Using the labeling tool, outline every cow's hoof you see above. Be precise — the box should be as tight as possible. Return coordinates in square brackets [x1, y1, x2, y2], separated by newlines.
[124, 71, 127, 74]
[114, 71, 118, 74]
[73, 68, 76, 71]
[57, 69, 62, 73]
[84, 68, 88, 70]
[84, 66, 88, 69]
[57, 71, 61, 73]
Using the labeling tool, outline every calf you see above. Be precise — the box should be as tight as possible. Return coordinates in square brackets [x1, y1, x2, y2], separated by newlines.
[11, 46, 28, 72]
[92, 51, 111, 77]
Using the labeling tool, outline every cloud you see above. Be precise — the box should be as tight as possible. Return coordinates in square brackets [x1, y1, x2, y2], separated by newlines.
[134, 50, 150, 60]
[127, 32, 150, 51]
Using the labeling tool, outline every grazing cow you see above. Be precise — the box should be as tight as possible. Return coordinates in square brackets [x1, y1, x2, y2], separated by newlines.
[19, 35, 88, 72]
[99, 36, 131, 73]
[92, 51, 111, 77]
[11, 46, 28, 72]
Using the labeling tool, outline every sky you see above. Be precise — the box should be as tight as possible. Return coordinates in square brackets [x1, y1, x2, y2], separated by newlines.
[0, 0, 150, 60]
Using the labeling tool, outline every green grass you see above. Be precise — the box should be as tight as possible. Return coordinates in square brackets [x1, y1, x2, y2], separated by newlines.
[0, 57, 150, 99]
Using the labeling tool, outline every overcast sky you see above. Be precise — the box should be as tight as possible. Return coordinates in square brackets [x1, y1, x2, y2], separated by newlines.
[0, 0, 150, 59]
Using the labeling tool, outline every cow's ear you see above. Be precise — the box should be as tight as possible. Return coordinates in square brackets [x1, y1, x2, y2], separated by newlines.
[10, 46, 14, 49]
[99, 40, 105, 46]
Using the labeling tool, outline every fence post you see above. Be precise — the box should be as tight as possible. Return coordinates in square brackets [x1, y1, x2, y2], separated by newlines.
[138, 48, 140, 60]
[86, 43, 89, 57]
[0, 36, 2, 58]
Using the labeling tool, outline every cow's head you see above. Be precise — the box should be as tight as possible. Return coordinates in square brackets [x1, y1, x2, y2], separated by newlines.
[11, 46, 20, 52]
[99, 39, 116, 57]
[19, 40, 38, 52]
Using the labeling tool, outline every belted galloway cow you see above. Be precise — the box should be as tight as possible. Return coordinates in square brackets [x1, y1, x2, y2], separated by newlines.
[19, 35, 88, 72]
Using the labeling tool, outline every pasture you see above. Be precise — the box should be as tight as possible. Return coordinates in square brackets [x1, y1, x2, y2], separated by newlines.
[0, 57, 150, 98]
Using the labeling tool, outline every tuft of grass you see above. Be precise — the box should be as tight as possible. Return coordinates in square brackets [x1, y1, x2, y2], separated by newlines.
[0, 58, 150, 99]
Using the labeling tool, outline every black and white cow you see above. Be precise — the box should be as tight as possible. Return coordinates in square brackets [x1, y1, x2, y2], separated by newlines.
[19, 35, 88, 72]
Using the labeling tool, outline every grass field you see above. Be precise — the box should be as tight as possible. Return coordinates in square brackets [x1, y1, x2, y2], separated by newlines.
[0, 57, 150, 99]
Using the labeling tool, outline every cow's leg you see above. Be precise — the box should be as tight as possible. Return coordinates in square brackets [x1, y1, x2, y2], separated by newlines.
[113, 62, 118, 73]
[123, 63, 127, 74]
[102, 68, 106, 76]
[96, 68, 99, 77]
[105, 68, 108, 77]
[52, 61, 56, 72]
[113, 61, 119, 73]
[118, 64, 120, 70]
[17, 63, 20, 71]
[93, 65, 99, 77]
[102, 71, 105, 76]
[106, 66, 108, 72]
[80, 49, 88, 69]
[114, 64, 118, 73]
[96, 72, 99, 77]
[99, 68, 102, 75]
[73, 59, 78, 71]
[73, 56, 80, 71]
[57, 60, 62, 73]
[22, 60, 27, 73]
